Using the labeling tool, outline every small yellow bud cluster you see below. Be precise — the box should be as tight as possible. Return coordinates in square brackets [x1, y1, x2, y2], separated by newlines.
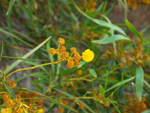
[48, 38, 94, 69]
[79, 102, 85, 109]
[104, 101, 110, 107]
[104, 36, 150, 69]
[1, 90, 45, 113]
[124, 95, 147, 113]
[127, 0, 150, 10]
[126, 55, 132, 67]
[57, 38, 65, 45]
[48, 48, 56, 56]
[2, 81, 17, 90]
[58, 107, 64, 113]
[92, 89, 111, 107]
[1, 93, 24, 113]
[77, 0, 97, 13]
[80, 30, 100, 41]
[127, 0, 137, 10]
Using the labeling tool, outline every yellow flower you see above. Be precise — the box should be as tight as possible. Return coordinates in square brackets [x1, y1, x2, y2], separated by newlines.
[82, 49, 94, 62]
[37, 108, 45, 113]
[1, 108, 12, 113]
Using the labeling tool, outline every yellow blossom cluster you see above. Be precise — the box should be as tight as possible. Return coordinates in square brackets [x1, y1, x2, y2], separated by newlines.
[0, 92, 45, 113]
[123, 95, 146, 113]
[77, 0, 98, 13]
[48, 37, 94, 68]
[103, 36, 150, 68]
[1, 80, 17, 90]
[0, 81, 45, 113]
[80, 30, 100, 41]
[127, 0, 150, 10]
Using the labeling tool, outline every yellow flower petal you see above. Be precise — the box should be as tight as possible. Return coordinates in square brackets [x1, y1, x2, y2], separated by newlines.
[82, 49, 94, 62]
[1, 108, 12, 113]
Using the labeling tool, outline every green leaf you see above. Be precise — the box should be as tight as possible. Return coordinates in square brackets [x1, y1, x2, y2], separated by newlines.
[72, 1, 126, 35]
[89, 69, 97, 77]
[125, 19, 143, 41]
[2, 80, 16, 99]
[36, 84, 44, 93]
[78, 61, 86, 68]
[92, 35, 129, 44]
[106, 76, 135, 93]
[99, 85, 105, 98]
[136, 67, 144, 102]
[31, 73, 48, 79]
[89, 18, 126, 35]
[142, 110, 150, 113]
[31, 80, 49, 85]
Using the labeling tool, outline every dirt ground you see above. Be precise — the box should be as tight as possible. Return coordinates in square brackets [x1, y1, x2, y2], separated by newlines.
[108, 4, 150, 34]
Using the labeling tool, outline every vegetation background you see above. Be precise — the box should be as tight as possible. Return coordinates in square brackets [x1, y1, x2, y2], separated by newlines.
[0, 0, 150, 113]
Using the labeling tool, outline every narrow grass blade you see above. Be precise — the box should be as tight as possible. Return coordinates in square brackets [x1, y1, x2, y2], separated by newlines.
[14, 88, 78, 113]
[106, 76, 135, 93]
[72, 0, 126, 35]
[0, 41, 4, 62]
[0, 37, 51, 77]
[141, 25, 149, 33]
[105, 70, 109, 90]
[144, 80, 150, 89]
[53, 88, 95, 113]
[110, 100, 120, 113]
[46, 40, 55, 74]
[3, 80, 16, 99]
[16, 72, 47, 82]
[93, 2, 104, 17]
[0, 28, 33, 47]
[12, 29, 38, 45]
[99, 85, 105, 98]
[6, 0, 16, 16]
[0, 56, 48, 62]
[126, 19, 143, 41]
